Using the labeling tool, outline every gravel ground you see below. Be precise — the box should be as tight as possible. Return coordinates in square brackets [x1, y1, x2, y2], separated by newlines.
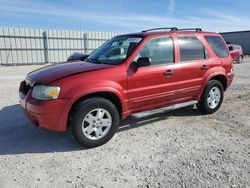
[0, 59, 249, 188]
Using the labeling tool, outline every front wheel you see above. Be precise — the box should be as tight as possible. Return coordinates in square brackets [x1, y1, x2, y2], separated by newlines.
[70, 98, 120, 148]
[197, 80, 224, 114]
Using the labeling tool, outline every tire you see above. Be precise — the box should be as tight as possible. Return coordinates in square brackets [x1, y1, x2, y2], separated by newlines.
[238, 55, 243, 63]
[197, 80, 224, 114]
[70, 97, 119, 148]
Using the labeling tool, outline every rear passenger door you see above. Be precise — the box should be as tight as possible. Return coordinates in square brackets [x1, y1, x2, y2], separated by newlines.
[176, 35, 211, 100]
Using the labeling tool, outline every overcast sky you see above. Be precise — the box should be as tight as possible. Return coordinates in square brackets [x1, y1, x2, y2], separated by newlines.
[0, 0, 250, 32]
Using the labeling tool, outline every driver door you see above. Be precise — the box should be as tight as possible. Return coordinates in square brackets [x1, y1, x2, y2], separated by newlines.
[127, 36, 179, 111]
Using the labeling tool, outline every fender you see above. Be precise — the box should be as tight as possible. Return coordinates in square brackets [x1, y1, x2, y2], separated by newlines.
[56, 85, 128, 131]
[62, 79, 129, 126]
[68, 84, 128, 113]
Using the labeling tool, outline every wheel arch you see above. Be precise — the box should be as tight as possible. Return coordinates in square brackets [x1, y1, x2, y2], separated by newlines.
[198, 73, 228, 100]
[210, 75, 227, 91]
[67, 91, 124, 128]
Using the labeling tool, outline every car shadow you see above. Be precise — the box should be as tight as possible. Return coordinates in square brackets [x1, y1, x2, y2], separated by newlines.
[0, 104, 201, 155]
[119, 105, 201, 132]
[0, 104, 82, 155]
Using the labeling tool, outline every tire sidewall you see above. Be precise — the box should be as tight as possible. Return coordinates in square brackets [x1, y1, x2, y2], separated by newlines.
[201, 80, 224, 114]
[71, 98, 119, 148]
[239, 56, 243, 63]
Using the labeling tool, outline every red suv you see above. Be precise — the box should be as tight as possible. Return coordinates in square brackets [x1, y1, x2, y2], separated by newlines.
[19, 28, 234, 147]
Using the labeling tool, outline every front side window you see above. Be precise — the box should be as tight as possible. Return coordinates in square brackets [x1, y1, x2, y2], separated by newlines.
[134, 37, 174, 65]
[87, 35, 142, 65]
[178, 36, 207, 62]
[204, 36, 229, 58]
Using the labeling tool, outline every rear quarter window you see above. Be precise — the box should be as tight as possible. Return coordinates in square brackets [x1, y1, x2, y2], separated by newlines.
[205, 36, 229, 58]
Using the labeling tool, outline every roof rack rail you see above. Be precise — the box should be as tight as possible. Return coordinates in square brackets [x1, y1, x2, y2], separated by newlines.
[177, 28, 202, 32]
[142, 27, 178, 33]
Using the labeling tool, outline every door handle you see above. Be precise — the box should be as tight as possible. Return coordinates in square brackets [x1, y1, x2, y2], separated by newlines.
[164, 70, 174, 76]
[200, 65, 209, 70]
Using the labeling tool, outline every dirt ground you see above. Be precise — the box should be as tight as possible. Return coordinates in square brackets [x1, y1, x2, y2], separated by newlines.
[0, 59, 249, 188]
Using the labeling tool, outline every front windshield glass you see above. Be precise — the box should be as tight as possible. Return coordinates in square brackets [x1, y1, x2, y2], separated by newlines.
[86, 35, 142, 65]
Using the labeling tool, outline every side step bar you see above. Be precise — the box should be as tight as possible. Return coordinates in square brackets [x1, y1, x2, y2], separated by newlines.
[131, 100, 198, 119]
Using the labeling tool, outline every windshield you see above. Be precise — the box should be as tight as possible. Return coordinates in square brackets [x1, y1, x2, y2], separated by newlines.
[86, 35, 142, 65]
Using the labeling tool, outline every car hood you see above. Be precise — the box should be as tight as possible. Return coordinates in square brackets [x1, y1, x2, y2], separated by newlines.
[26, 61, 113, 84]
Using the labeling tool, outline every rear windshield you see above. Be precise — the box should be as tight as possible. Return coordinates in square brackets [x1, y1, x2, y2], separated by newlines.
[205, 36, 229, 58]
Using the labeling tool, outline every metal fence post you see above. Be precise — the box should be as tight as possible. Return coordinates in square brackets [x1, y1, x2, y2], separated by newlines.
[42, 31, 49, 63]
[84, 32, 88, 54]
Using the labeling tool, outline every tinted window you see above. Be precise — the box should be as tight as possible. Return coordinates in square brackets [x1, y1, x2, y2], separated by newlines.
[205, 36, 229, 58]
[135, 37, 174, 65]
[178, 36, 207, 62]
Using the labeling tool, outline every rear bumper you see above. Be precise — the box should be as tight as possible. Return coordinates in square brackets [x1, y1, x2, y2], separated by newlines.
[19, 90, 70, 131]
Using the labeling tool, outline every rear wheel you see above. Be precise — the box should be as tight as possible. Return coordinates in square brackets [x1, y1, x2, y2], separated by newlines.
[70, 98, 119, 148]
[197, 80, 224, 114]
[238, 55, 243, 63]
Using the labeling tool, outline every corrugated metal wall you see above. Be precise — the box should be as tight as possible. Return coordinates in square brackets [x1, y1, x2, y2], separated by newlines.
[220, 31, 250, 55]
[0, 28, 122, 65]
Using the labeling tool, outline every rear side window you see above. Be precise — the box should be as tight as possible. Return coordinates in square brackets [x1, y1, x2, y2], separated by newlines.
[205, 36, 229, 58]
[178, 36, 207, 62]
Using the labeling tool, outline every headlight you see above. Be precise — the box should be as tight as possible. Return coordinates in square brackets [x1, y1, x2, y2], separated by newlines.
[32, 85, 61, 100]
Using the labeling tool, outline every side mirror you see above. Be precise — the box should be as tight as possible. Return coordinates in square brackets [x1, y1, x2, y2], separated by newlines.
[136, 57, 151, 68]
[67, 52, 89, 62]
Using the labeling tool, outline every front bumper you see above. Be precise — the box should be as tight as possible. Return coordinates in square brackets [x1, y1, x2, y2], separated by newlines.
[19, 81, 70, 131]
